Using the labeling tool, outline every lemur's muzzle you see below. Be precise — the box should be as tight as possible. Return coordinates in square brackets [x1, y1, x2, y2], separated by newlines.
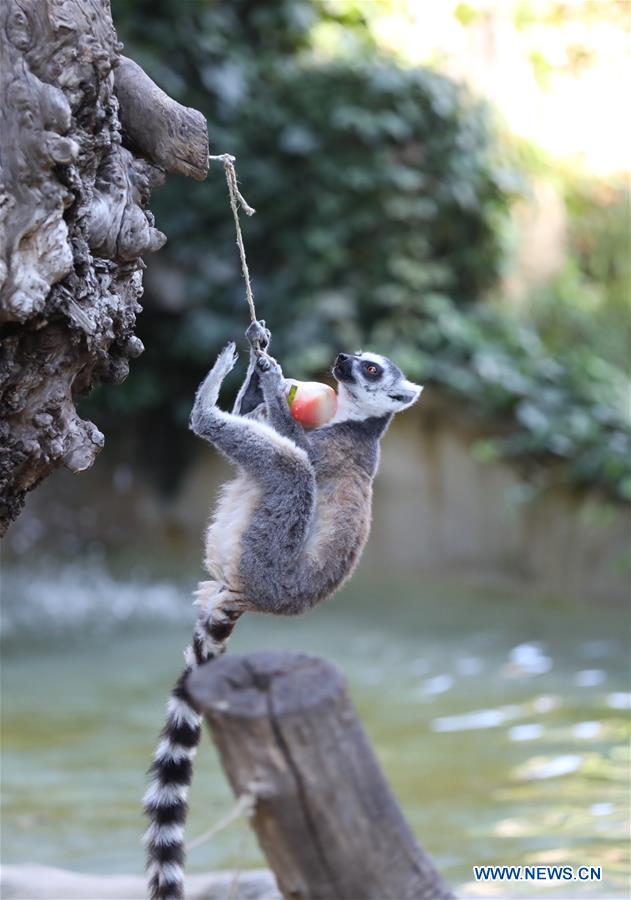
[333, 353, 355, 383]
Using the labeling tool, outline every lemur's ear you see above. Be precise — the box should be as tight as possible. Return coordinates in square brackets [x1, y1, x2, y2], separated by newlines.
[388, 380, 423, 410]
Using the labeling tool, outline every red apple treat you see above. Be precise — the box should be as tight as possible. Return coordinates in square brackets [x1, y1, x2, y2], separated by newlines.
[285, 379, 337, 427]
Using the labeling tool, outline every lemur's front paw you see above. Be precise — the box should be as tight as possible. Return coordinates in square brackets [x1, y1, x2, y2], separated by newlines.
[256, 352, 282, 377]
[245, 319, 271, 351]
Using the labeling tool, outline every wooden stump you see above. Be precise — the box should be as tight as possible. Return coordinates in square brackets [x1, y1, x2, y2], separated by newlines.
[188, 651, 453, 900]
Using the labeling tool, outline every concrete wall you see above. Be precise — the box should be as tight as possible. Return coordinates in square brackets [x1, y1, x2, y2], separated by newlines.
[370, 413, 629, 601]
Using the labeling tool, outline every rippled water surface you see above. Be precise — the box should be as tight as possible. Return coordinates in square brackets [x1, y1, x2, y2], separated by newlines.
[1, 562, 629, 897]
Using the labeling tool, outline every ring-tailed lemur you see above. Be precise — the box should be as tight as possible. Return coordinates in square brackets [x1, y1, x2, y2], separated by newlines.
[144, 321, 422, 900]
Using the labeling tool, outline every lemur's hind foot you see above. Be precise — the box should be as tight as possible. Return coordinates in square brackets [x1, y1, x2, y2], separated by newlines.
[245, 319, 271, 352]
[234, 320, 273, 418]
[196, 342, 239, 409]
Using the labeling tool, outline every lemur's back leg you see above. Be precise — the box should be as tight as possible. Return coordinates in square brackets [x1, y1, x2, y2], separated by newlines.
[232, 321, 310, 450]
[191, 344, 316, 613]
[232, 320, 270, 416]
[191, 343, 310, 474]
[236, 355, 314, 610]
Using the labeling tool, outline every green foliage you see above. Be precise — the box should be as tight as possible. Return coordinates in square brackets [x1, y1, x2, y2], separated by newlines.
[100, 0, 630, 501]
[106, 0, 509, 387]
[497, 134, 629, 374]
[409, 295, 631, 501]
[526, 176, 630, 373]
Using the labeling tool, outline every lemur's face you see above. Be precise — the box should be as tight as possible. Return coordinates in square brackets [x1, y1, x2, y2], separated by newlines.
[332, 352, 422, 420]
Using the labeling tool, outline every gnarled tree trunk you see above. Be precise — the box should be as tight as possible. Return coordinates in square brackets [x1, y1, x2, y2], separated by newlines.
[0, 0, 208, 536]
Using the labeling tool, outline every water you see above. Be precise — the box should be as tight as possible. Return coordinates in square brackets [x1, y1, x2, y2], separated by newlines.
[1, 562, 629, 896]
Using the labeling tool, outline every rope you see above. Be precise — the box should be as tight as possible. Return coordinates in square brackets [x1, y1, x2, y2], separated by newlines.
[208, 154, 260, 346]
[186, 791, 255, 852]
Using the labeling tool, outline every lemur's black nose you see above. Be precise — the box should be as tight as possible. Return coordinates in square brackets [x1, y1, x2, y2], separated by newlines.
[333, 352, 355, 382]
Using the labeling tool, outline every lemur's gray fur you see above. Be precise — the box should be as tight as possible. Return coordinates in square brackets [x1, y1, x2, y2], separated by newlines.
[144, 322, 422, 900]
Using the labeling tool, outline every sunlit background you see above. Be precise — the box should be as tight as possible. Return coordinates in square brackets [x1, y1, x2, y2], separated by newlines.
[2, 2, 629, 897]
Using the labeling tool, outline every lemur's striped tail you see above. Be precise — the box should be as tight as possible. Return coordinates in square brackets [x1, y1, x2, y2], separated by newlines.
[144, 587, 242, 900]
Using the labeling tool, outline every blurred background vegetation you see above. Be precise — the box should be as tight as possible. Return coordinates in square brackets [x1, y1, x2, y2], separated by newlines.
[93, 0, 631, 500]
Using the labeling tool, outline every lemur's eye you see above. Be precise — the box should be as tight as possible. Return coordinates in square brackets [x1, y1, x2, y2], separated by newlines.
[362, 361, 382, 378]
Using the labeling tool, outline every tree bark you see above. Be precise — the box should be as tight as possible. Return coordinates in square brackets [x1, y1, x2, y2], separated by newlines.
[188, 651, 454, 900]
[0, 0, 208, 536]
